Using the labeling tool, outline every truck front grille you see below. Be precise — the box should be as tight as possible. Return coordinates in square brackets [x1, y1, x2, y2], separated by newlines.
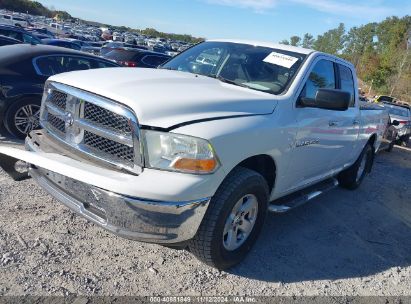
[83, 131, 134, 166]
[40, 82, 142, 174]
[47, 113, 66, 134]
[84, 102, 132, 135]
[49, 90, 67, 109]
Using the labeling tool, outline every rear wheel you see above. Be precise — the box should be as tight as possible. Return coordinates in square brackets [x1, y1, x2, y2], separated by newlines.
[4, 98, 41, 140]
[338, 143, 374, 190]
[188, 167, 269, 270]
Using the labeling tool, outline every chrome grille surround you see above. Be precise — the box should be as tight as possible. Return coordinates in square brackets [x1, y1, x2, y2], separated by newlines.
[40, 82, 142, 174]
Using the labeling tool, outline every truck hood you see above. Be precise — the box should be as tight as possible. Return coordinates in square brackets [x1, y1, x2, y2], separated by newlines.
[49, 68, 278, 128]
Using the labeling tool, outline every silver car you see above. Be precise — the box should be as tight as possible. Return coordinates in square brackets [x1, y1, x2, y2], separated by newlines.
[384, 103, 411, 145]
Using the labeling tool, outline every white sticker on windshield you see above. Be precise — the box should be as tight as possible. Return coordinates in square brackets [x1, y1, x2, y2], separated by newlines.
[263, 52, 299, 68]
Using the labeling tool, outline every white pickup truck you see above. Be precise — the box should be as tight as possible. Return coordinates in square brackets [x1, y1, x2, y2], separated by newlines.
[0, 39, 388, 269]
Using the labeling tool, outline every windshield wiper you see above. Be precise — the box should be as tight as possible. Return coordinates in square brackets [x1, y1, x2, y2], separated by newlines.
[212, 75, 249, 89]
[158, 66, 175, 70]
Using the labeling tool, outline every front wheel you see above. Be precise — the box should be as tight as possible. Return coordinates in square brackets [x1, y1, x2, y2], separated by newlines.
[338, 143, 374, 190]
[188, 167, 269, 270]
[4, 98, 41, 139]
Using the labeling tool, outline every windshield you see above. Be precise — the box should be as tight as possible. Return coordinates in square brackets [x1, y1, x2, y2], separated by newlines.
[388, 106, 410, 117]
[379, 96, 394, 102]
[162, 41, 306, 95]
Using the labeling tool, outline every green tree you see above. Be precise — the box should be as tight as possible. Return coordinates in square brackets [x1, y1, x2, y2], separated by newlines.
[313, 23, 346, 55]
[302, 33, 315, 49]
[290, 35, 301, 46]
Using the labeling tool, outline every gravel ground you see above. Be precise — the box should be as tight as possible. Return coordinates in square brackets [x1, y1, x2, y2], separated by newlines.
[0, 136, 410, 297]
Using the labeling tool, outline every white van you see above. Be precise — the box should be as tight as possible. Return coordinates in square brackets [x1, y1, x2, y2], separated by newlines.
[0, 14, 28, 27]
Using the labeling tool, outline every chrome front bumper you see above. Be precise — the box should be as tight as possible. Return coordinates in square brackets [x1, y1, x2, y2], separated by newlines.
[30, 167, 210, 244]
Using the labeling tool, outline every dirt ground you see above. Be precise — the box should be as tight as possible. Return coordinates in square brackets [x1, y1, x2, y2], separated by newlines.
[0, 136, 410, 297]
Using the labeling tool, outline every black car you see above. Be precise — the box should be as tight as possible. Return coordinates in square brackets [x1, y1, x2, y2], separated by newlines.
[0, 34, 20, 46]
[103, 48, 171, 68]
[152, 44, 168, 54]
[0, 24, 42, 45]
[0, 44, 120, 139]
[26, 28, 55, 39]
[41, 39, 82, 51]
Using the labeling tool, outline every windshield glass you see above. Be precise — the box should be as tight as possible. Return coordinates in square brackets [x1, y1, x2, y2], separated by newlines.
[379, 96, 394, 102]
[388, 106, 410, 117]
[162, 41, 306, 95]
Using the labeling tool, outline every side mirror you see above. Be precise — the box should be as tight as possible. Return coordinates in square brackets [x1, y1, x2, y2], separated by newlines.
[392, 120, 400, 126]
[300, 89, 350, 111]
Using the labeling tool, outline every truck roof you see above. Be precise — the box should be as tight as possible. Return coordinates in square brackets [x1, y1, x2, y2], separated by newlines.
[207, 39, 314, 55]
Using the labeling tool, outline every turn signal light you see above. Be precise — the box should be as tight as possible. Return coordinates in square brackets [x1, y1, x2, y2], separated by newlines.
[172, 158, 217, 173]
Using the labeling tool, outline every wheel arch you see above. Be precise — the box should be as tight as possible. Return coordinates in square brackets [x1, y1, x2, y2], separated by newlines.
[230, 154, 277, 195]
[3, 93, 42, 110]
[368, 133, 377, 151]
[3, 94, 42, 118]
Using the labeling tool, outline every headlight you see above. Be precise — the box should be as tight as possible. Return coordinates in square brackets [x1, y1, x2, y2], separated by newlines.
[142, 130, 219, 174]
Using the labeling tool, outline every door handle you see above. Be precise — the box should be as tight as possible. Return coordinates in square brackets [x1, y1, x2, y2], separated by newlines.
[352, 119, 360, 125]
[329, 120, 339, 127]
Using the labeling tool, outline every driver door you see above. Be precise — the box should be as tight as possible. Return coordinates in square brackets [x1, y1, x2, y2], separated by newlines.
[286, 58, 344, 189]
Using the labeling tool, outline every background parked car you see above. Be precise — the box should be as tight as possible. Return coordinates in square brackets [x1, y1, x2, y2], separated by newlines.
[41, 38, 82, 50]
[383, 102, 411, 146]
[375, 95, 395, 103]
[103, 48, 171, 67]
[26, 27, 55, 39]
[0, 24, 42, 45]
[100, 42, 148, 56]
[0, 44, 120, 139]
[151, 44, 167, 53]
[0, 14, 28, 27]
[81, 41, 105, 55]
[0, 34, 20, 46]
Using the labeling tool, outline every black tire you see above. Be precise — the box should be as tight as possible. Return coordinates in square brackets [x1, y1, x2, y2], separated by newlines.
[188, 167, 269, 270]
[338, 143, 374, 190]
[400, 135, 410, 147]
[4, 97, 41, 140]
[0, 154, 30, 181]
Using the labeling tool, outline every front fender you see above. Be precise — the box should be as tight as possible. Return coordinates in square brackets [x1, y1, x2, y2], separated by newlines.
[171, 109, 296, 198]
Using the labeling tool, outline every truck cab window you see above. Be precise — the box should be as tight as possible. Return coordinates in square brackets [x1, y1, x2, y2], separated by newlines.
[300, 59, 335, 101]
[339, 64, 355, 107]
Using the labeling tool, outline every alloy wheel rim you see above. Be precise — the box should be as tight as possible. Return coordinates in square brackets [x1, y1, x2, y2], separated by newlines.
[223, 194, 259, 251]
[14, 104, 41, 135]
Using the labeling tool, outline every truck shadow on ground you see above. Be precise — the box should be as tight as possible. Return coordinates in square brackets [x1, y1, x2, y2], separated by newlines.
[229, 147, 411, 283]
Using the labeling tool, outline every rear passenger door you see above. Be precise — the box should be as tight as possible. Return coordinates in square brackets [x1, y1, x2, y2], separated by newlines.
[330, 63, 361, 168]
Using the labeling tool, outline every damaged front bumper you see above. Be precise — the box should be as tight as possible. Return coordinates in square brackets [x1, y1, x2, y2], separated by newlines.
[0, 130, 217, 244]
[30, 166, 210, 244]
